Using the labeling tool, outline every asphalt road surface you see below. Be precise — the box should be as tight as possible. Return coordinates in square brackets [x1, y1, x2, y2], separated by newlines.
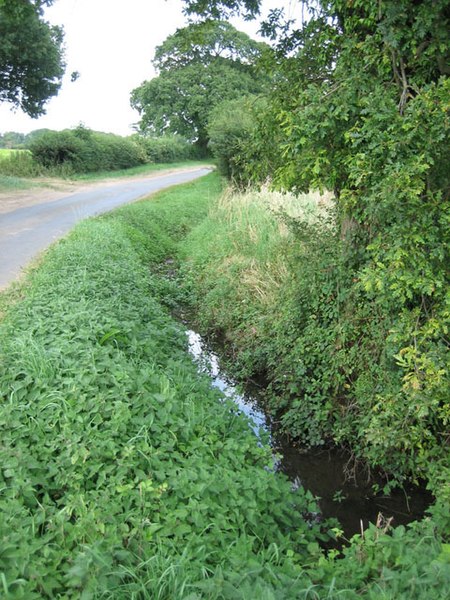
[0, 167, 211, 289]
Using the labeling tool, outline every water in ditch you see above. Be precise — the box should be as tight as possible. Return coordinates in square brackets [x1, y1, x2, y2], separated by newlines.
[186, 329, 432, 539]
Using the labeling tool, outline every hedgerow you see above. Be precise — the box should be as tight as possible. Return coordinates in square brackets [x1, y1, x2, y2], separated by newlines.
[135, 134, 199, 163]
[29, 126, 146, 174]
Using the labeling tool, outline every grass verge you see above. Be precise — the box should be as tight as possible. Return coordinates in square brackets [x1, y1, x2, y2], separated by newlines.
[0, 175, 36, 192]
[0, 174, 448, 598]
[0, 174, 326, 598]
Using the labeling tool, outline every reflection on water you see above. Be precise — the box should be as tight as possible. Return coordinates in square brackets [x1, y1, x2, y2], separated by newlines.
[186, 329, 432, 538]
[187, 330, 267, 436]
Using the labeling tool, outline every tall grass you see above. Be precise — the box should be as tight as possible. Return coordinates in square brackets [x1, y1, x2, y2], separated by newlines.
[0, 149, 44, 177]
[0, 149, 24, 158]
[181, 187, 333, 350]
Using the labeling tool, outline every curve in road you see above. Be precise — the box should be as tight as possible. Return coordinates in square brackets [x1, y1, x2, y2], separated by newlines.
[0, 167, 211, 289]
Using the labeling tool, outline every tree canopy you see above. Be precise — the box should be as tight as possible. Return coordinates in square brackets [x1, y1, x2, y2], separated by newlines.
[182, 0, 260, 20]
[0, 0, 65, 117]
[130, 20, 267, 152]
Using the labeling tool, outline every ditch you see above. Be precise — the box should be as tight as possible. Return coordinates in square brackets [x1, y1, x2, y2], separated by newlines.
[186, 329, 432, 540]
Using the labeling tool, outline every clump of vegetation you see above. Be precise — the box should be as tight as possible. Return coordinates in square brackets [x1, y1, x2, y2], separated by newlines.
[207, 96, 258, 183]
[0, 129, 202, 181]
[136, 133, 199, 163]
[0, 149, 43, 177]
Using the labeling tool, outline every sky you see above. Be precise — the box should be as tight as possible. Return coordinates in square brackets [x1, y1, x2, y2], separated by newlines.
[0, 0, 299, 137]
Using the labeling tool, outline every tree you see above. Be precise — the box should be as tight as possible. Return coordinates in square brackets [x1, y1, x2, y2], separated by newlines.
[181, 0, 260, 20]
[207, 96, 255, 180]
[130, 20, 267, 154]
[0, 131, 26, 148]
[0, 0, 65, 117]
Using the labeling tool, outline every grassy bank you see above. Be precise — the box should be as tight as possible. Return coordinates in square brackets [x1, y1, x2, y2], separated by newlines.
[0, 174, 448, 598]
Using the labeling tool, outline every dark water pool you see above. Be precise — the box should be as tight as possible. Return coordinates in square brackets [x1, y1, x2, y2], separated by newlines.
[187, 330, 432, 538]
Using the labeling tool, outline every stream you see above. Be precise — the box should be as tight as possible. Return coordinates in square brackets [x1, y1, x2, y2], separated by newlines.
[187, 330, 432, 539]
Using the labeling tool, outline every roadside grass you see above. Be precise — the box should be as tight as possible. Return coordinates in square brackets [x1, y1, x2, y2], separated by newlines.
[1, 173, 448, 598]
[0, 173, 324, 598]
[0, 174, 35, 191]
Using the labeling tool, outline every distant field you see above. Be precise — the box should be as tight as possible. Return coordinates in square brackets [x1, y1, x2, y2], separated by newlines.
[0, 148, 29, 159]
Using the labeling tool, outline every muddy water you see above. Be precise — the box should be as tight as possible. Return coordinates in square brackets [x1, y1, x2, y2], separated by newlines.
[187, 330, 432, 539]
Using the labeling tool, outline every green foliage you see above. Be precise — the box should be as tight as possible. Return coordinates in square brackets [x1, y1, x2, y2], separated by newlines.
[182, 0, 450, 507]
[131, 21, 267, 152]
[0, 174, 325, 597]
[0, 132, 26, 149]
[207, 96, 256, 181]
[0, 149, 43, 177]
[181, 185, 449, 518]
[182, 0, 260, 20]
[153, 19, 264, 71]
[0, 0, 65, 116]
[29, 126, 146, 173]
[0, 172, 448, 597]
[312, 518, 450, 599]
[136, 134, 199, 163]
[0, 129, 54, 149]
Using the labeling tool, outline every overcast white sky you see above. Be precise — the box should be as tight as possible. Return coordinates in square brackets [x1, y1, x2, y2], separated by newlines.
[0, 0, 299, 136]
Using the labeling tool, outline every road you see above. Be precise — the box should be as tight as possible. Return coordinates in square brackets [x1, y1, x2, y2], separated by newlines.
[0, 167, 211, 289]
